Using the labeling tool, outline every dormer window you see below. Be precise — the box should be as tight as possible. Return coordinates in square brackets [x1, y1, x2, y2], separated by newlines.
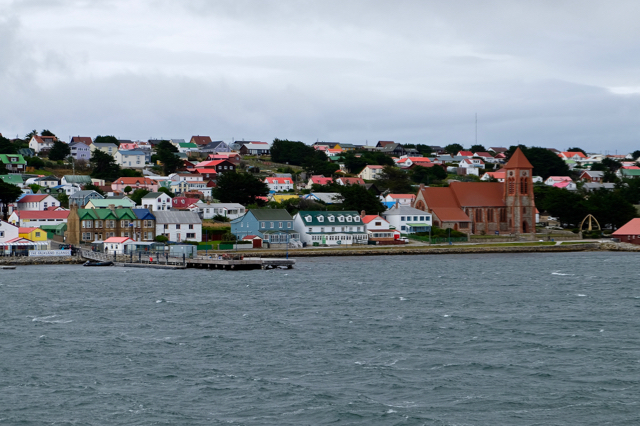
[318, 216, 324, 222]
[354, 216, 360, 222]
[338, 216, 344, 222]
[346, 216, 352, 222]
[328, 215, 335, 222]
[305, 215, 312, 222]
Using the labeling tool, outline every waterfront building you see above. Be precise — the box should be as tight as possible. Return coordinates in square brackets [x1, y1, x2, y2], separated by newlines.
[9, 210, 70, 227]
[66, 205, 152, 244]
[292, 211, 367, 246]
[154, 211, 202, 242]
[381, 204, 432, 234]
[231, 209, 298, 245]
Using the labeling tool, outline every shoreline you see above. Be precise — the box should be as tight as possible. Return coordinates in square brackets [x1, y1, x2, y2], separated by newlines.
[1, 241, 636, 266]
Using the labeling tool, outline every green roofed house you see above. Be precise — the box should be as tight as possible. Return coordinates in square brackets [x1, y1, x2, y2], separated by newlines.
[230, 209, 299, 246]
[66, 204, 153, 244]
[617, 168, 640, 179]
[41, 223, 67, 239]
[85, 198, 136, 209]
[0, 154, 26, 173]
[292, 211, 368, 246]
[177, 143, 198, 153]
[0, 174, 24, 185]
[61, 175, 93, 186]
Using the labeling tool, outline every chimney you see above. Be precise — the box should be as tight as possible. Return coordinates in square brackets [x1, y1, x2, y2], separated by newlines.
[109, 204, 116, 213]
[395, 200, 399, 210]
[360, 210, 366, 218]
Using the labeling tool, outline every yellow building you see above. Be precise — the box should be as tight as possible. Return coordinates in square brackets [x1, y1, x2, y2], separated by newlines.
[18, 227, 48, 242]
[269, 194, 300, 203]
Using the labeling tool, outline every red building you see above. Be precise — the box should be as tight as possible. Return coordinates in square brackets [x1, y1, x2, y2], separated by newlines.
[612, 219, 640, 244]
[414, 148, 536, 235]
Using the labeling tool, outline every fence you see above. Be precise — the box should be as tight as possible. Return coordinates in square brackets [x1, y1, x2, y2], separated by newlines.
[408, 236, 469, 244]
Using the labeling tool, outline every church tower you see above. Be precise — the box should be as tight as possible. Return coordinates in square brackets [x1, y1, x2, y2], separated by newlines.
[503, 148, 536, 234]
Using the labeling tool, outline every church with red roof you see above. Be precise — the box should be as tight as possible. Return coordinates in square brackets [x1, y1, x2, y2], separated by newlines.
[414, 148, 536, 235]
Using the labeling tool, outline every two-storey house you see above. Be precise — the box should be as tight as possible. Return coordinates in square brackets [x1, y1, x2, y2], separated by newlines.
[265, 177, 294, 192]
[194, 202, 245, 220]
[231, 209, 298, 245]
[141, 192, 172, 211]
[0, 154, 26, 173]
[66, 205, 140, 244]
[292, 211, 368, 246]
[381, 204, 432, 234]
[154, 211, 202, 242]
[17, 194, 60, 211]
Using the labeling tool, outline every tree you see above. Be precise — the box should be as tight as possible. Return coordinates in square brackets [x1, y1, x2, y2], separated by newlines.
[336, 184, 386, 214]
[83, 183, 105, 196]
[129, 188, 150, 205]
[583, 189, 636, 229]
[124, 186, 132, 194]
[90, 150, 121, 181]
[0, 180, 23, 221]
[94, 135, 119, 146]
[445, 143, 463, 155]
[26, 156, 45, 169]
[158, 186, 175, 197]
[0, 135, 17, 154]
[48, 140, 71, 161]
[213, 172, 269, 205]
[567, 147, 587, 155]
[632, 150, 640, 160]
[534, 185, 585, 227]
[379, 165, 413, 193]
[270, 138, 337, 175]
[410, 165, 447, 184]
[57, 193, 69, 208]
[24, 130, 38, 140]
[41, 129, 56, 137]
[506, 145, 570, 179]
[155, 140, 182, 175]
[470, 144, 486, 153]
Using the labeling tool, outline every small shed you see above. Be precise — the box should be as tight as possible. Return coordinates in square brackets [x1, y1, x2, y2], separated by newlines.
[169, 244, 197, 257]
[242, 235, 263, 249]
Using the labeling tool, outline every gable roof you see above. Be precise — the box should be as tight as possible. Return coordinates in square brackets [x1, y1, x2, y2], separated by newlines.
[85, 199, 135, 208]
[613, 218, 640, 236]
[504, 148, 533, 169]
[153, 211, 201, 224]
[13, 211, 70, 219]
[249, 209, 293, 221]
[104, 237, 134, 244]
[71, 136, 93, 145]
[296, 210, 361, 226]
[18, 194, 50, 203]
[191, 136, 212, 145]
[114, 177, 157, 185]
[0, 154, 26, 165]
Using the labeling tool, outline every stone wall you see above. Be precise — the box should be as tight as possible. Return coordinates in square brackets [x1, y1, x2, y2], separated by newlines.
[0, 255, 84, 265]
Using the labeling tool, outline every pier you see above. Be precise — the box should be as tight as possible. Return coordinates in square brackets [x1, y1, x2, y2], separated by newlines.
[80, 249, 294, 270]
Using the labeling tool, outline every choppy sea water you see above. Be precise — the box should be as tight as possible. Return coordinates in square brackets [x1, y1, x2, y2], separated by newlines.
[1, 251, 640, 425]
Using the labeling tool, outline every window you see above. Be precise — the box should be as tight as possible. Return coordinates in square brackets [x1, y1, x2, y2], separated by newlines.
[287, 222, 292, 228]
[279, 222, 283, 228]
[420, 216, 424, 221]
[189, 224, 194, 229]
[121, 220, 130, 227]
[164, 224, 169, 230]
[0, 231, 3, 237]
[320, 227, 325, 232]
[175, 224, 181, 229]
[413, 216, 418, 221]
[82, 220, 93, 228]
[261, 222, 266, 228]
[331, 227, 336, 232]
[317, 216, 324, 222]
[82, 232, 91, 240]
[475, 210, 483, 221]
[187, 233, 195, 238]
[308, 228, 312, 232]
[375, 221, 381, 226]
[35, 232, 40, 237]
[460, 222, 469, 228]
[401, 226, 406, 231]
[95, 220, 103, 228]
[401, 216, 405, 221]
[270, 222, 274, 228]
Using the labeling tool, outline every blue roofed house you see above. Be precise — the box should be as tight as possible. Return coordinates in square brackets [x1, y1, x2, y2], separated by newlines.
[231, 209, 299, 246]
[132, 208, 157, 241]
[69, 190, 105, 207]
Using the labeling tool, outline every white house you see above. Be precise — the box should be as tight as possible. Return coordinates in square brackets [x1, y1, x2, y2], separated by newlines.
[381, 204, 432, 234]
[0, 220, 20, 243]
[358, 165, 384, 180]
[8, 210, 70, 227]
[28, 135, 56, 153]
[265, 177, 294, 192]
[361, 214, 399, 242]
[115, 150, 146, 169]
[293, 211, 368, 246]
[141, 192, 172, 211]
[154, 211, 202, 242]
[459, 158, 485, 169]
[17, 194, 60, 211]
[103, 237, 136, 254]
[384, 194, 415, 206]
[193, 202, 246, 220]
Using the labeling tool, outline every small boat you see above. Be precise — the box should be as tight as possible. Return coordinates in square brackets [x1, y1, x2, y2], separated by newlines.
[83, 261, 114, 267]
[1, 266, 16, 270]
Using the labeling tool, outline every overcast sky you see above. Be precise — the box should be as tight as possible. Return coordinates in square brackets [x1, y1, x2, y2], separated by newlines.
[1, 0, 640, 153]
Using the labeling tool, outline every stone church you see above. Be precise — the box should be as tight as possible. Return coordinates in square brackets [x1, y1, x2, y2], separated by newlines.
[414, 148, 536, 235]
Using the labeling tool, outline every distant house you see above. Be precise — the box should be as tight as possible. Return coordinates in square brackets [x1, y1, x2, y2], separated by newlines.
[115, 150, 146, 169]
[90, 142, 118, 156]
[84, 199, 136, 209]
[384, 194, 415, 206]
[69, 190, 104, 207]
[28, 135, 56, 153]
[396, 157, 431, 168]
[31, 175, 60, 188]
[579, 170, 604, 183]
[177, 143, 199, 153]
[265, 177, 294, 192]
[231, 209, 297, 245]
[361, 214, 399, 243]
[457, 151, 474, 157]
[336, 177, 365, 186]
[382, 204, 432, 234]
[200, 140, 231, 153]
[103, 237, 136, 254]
[154, 211, 202, 242]
[193, 202, 245, 220]
[0, 154, 26, 173]
[301, 192, 343, 204]
[544, 176, 573, 186]
[9, 210, 70, 227]
[69, 142, 91, 161]
[193, 159, 236, 174]
[488, 147, 508, 154]
[70, 136, 93, 146]
[61, 175, 93, 186]
[171, 197, 201, 209]
[358, 165, 384, 180]
[18, 227, 47, 242]
[141, 192, 172, 211]
[17, 194, 60, 211]
[111, 177, 158, 193]
[480, 170, 506, 182]
[459, 158, 485, 169]
[190, 135, 213, 146]
[307, 175, 333, 187]
[612, 218, 640, 245]
[559, 151, 588, 161]
[239, 143, 270, 156]
[292, 211, 367, 246]
[0, 220, 20, 243]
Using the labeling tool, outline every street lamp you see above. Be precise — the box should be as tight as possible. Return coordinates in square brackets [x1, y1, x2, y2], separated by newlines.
[448, 227, 451, 245]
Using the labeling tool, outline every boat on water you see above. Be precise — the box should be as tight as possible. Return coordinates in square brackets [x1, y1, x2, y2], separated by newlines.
[1, 266, 16, 269]
[83, 261, 114, 267]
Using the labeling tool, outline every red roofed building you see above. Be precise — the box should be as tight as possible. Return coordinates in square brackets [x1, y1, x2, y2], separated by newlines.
[336, 177, 365, 186]
[361, 214, 400, 243]
[265, 177, 294, 192]
[172, 197, 201, 209]
[70, 136, 93, 146]
[308, 175, 334, 186]
[193, 159, 236, 173]
[396, 157, 431, 168]
[111, 177, 158, 192]
[414, 147, 536, 235]
[190, 135, 212, 146]
[612, 219, 640, 244]
[9, 210, 70, 227]
[457, 151, 474, 157]
[28, 135, 57, 153]
[559, 151, 587, 160]
[17, 194, 60, 211]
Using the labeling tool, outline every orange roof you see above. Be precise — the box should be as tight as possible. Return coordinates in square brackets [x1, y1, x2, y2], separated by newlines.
[361, 215, 384, 224]
[114, 177, 157, 185]
[19, 227, 39, 233]
[104, 237, 134, 243]
[388, 194, 415, 199]
[419, 187, 471, 222]
[14, 211, 69, 219]
[561, 151, 587, 159]
[504, 148, 533, 169]
[18, 195, 49, 203]
[613, 218, 640, 236]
